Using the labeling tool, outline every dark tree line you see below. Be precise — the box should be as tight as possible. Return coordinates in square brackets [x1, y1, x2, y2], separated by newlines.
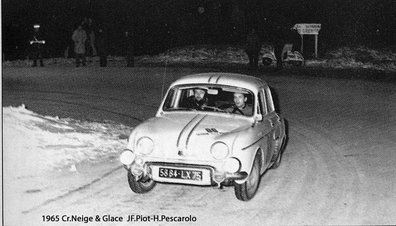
[2, 0, 395, 60]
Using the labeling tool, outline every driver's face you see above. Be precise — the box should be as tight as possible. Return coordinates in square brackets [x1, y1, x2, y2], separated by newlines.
[233, 93, 247, 108]
[194, 89, 206, 101]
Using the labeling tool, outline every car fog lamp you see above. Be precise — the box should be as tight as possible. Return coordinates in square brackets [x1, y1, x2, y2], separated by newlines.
[136, 137, 154, 155]
[211, 142, 229, 160]
[223, 158, 241, 173]
[120, 150, 135, 165]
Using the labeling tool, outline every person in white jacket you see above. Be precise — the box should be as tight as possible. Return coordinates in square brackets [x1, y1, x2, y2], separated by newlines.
[72, 25, 87, 67]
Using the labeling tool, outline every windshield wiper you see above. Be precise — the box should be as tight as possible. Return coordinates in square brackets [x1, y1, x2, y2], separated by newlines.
[165, 107, 197, 111]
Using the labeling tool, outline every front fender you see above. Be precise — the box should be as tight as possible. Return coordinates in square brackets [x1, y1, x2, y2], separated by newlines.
[232, 145, 263, 184]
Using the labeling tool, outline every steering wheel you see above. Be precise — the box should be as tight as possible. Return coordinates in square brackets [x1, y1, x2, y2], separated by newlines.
[218, 103, 234, 110]
[202, 106, 226, 112]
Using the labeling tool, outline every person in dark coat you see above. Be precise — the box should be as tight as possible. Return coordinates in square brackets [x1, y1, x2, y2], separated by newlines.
[125, 30, 134, 67]
[245, 28, 261, 70]
[96, 28, 108, 67]
[273, 25, 289, 70]
[182, 88, 208, 110]
[29, 24, 45, 67]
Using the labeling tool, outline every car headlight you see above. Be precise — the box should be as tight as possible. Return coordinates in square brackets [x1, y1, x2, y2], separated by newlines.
[210, 142, 229, 160]
[136, 137, 154, 155]
[223, 157, 241, 173]
[120, 149, 135, 165]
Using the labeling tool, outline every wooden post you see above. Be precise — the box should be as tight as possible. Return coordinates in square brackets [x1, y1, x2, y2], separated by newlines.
[314, 34, 318, 58]
[300, 34, 304, 54]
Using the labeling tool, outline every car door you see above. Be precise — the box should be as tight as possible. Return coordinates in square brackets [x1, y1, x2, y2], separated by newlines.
[255, 88, 275, 169]
[265, 86, 282, 140]
[264, 86, 283, 158]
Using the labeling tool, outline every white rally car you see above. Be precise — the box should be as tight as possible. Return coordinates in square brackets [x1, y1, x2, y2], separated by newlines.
[120, 73, 286, 201]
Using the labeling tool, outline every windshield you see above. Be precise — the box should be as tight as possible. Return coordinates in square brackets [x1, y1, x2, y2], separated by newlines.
[162, 85, 255, 117]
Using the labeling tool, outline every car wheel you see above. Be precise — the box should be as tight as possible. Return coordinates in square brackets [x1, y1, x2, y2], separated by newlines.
[234, 151, 261, 201]
[127, 171, 156, 194]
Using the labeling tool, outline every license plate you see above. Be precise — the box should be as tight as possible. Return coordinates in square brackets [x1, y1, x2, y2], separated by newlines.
[159, 167, 202, 181]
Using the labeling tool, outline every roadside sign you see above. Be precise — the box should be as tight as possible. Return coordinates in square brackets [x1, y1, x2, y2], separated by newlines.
[293, 23, 321, 35]
[292, 23, 321, 58]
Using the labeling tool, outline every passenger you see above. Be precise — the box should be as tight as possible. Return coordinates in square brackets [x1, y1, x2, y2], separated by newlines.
[226, 92, 253, 116]
[183, 88, 208, 110]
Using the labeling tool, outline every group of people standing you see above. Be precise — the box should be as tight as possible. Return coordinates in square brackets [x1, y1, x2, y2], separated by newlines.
[29, 20, 293, 70]
[69, 18, 135, 67]
[71, 17, 137, 68]
[71, 17, 108, 67]
[29, 17, 135, 68]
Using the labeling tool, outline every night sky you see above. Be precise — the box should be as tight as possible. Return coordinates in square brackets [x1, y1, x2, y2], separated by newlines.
[2, 0, 395, 60]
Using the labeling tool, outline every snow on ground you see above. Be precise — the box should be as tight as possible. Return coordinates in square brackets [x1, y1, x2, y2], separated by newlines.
[2, 66, 396, 225]
[3, 105, 132, 178]
[3, 45, 395, 72]
[3, 104, 134, 225]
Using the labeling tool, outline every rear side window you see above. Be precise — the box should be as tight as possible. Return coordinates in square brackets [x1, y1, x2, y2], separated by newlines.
[258, 90, 267, 115]
[265, 87, 275, 113]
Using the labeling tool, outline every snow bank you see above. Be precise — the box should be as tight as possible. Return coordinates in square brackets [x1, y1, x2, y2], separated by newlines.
[2, 46, 395, 72]
[139, 45, 249, 64]
[318, 46, 396, 71]
[3, 105, 132, 178]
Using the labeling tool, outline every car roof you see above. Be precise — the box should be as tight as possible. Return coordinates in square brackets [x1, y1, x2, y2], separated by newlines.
[170, 73, 268, 91]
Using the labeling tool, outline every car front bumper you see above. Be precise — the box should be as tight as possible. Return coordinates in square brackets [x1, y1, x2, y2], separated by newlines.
[127, 161, 248, 186]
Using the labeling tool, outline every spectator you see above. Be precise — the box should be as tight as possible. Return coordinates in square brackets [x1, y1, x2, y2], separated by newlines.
[273, 25, 288, 70]
[125, 30, 134, 67]
[64, 27, 75, 59]
[87, 18, 97, 56]
[97, 28, 108, 67]
[72, 25, 87, 67]
[245, 28, 261, 70]
[29, 24, 45, 67]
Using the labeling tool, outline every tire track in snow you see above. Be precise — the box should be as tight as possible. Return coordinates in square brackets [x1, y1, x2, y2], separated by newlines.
[22, 166, 123, 214]
[4, 88, 158, 109]
[13, 96, 145, 122]
[281, 118, 366, 224]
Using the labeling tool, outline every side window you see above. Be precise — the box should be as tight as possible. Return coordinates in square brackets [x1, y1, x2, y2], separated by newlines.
[258, 89, 268, 116]
[265, 87, 275, 113]
[163, 88, 176, 110]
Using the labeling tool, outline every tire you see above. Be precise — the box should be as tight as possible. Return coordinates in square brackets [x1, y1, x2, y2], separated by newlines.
[127, 171, 156, 194]
[234, 151, 262, 201]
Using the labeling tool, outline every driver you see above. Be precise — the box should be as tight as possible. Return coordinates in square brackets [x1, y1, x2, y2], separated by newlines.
[226, 92, 253, 116]
[184, 88, 208, 110]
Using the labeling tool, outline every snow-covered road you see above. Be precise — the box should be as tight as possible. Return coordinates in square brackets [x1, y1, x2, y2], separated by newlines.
[3, 66, 396, 225]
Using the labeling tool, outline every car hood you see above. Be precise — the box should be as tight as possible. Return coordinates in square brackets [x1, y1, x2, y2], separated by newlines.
[128, 113, 253, 160]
